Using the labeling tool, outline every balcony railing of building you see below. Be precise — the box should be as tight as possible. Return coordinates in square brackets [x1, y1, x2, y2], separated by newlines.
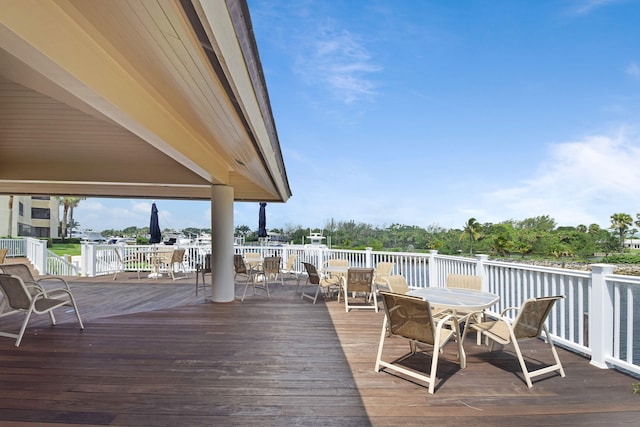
[1, 238, 638, 378]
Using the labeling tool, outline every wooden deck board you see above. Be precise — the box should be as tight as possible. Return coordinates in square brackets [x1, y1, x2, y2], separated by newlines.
[0, 270, 638, 426]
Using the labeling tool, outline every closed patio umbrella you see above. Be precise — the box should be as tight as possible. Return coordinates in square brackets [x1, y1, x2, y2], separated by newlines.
[258, 202, 267, 238]
[149, 202, 162, 244]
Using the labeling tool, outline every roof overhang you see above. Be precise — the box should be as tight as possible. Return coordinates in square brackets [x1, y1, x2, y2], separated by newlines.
[0, 0, 291, 202]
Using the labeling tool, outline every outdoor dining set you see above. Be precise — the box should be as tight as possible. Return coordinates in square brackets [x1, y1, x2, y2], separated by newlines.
[229, 253, 567, 394]
[286, 257, 567, 394]
[0, 252, 567, 396]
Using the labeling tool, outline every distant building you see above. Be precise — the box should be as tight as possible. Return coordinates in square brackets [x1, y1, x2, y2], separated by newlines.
[0, 196, 60, 238]
[623, 239, 640, 250]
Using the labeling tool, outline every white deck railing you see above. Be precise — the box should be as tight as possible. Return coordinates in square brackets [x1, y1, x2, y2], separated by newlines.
[2, 239, 638, 376]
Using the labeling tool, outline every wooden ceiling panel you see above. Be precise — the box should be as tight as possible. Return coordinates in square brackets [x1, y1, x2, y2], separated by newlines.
[0, 0, 291, 202]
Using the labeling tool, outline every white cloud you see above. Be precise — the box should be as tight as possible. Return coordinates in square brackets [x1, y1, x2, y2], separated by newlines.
[570, 0, 625, 15]
[295, 26, 380, 105]
[480, 127, 640, 226]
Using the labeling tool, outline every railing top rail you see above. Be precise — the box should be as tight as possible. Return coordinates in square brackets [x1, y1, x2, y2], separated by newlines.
[432, 254, 477, 263]
[484, 259, 592, 278]
[606, 273, 640, 285]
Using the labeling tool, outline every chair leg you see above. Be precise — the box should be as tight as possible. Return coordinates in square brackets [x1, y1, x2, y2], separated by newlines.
[241, 275, 251, 302]
[427, 337, 442, 395]
[374, 316, 389, 372]
[344, 286, 349, 312]
[16, 309, 35, 347]
[547, 333, 566, 379]
[511, 339, 534, 388]
[68, 294, 84, 330]
[48, 310, 57, 325]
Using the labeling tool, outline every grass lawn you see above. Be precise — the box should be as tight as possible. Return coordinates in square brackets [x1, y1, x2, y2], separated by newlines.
[50, 243, 81, 257]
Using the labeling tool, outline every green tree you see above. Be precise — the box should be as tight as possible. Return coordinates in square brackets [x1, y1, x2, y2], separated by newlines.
[56, 197, 83, 241]
[6, 195, 13, 238]
[459, 218, 481, 256]
[610, 213, 633, 251]
[488, 223, 515, 257]
[235, 225, 250, 237]
[518, 215, 556, 232]
[514, 228, 537, 258]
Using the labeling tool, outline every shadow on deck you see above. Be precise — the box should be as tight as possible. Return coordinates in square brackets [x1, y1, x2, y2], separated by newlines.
[0, 270, 638, 426]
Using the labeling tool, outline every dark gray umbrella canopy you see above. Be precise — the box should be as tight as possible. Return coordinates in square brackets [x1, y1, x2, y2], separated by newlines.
[149, 202, 162, 244]
[258, 202, 267, 238]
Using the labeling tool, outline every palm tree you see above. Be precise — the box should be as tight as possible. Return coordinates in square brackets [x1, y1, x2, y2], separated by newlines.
[460, 218, 481, 256]
[6, 195, 13, 238]
[610, 213, 633, 251]
[57, 197, 84, 240]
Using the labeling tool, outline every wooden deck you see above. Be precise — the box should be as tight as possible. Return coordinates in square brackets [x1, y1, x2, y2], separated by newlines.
[0, 268, 639, 426]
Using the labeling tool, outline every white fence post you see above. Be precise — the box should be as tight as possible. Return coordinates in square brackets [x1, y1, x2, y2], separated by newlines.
[476, 254, 489, 291]
[589, 263, 615, 369]
[365, 247, 372, 268]
[82, 243, 97, 277]
[35, 239, 47, 274]
[428, 250, 438, 287]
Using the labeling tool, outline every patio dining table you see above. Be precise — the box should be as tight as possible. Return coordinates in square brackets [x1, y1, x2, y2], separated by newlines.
[406, 287, 500, 366]
[407, 287, 499, 313]
[322, 265, 349, 279]
[148, 248, 174, 279]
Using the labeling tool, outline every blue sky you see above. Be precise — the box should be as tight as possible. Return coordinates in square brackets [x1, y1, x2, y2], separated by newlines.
[75, 0, 640, 234]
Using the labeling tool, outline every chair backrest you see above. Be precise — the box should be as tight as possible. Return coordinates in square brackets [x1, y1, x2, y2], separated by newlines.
[0, 248, 8, 264]
[170, 248, 186, 263]
[245, 252, 261, 259]
[302, 262, 320, 285]
[262, 257, 281, 275]
[512, 295, 564, 339]
[284, 254, 297, 271]
[446, 274, 482, 291]
[327, 259, 348, 268]
[0, 263, 35, 283]
[379, 291, 437, 345]
[384, 275, 410, 294]
[0, 274, 33, 310]
[345, 268, 374, 293]
[233, 254, 247, 274]
[375, 262, 394, 277]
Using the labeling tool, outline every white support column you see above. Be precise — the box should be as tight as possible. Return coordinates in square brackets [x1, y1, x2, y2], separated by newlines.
[589, 263, 615, 369]
[211, 185, 235, 303]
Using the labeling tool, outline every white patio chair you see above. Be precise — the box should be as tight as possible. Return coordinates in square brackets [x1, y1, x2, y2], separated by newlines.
[341, 268, 377, 312]
[469, 295, 566, 388]
[446, 274, 484, 343]
[0, 273, 84, 347]
[300, 262, 341, 304]
[375, 291, 464, 394]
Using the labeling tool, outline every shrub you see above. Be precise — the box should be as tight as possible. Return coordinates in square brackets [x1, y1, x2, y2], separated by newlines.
[605, 254, 640, 264]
